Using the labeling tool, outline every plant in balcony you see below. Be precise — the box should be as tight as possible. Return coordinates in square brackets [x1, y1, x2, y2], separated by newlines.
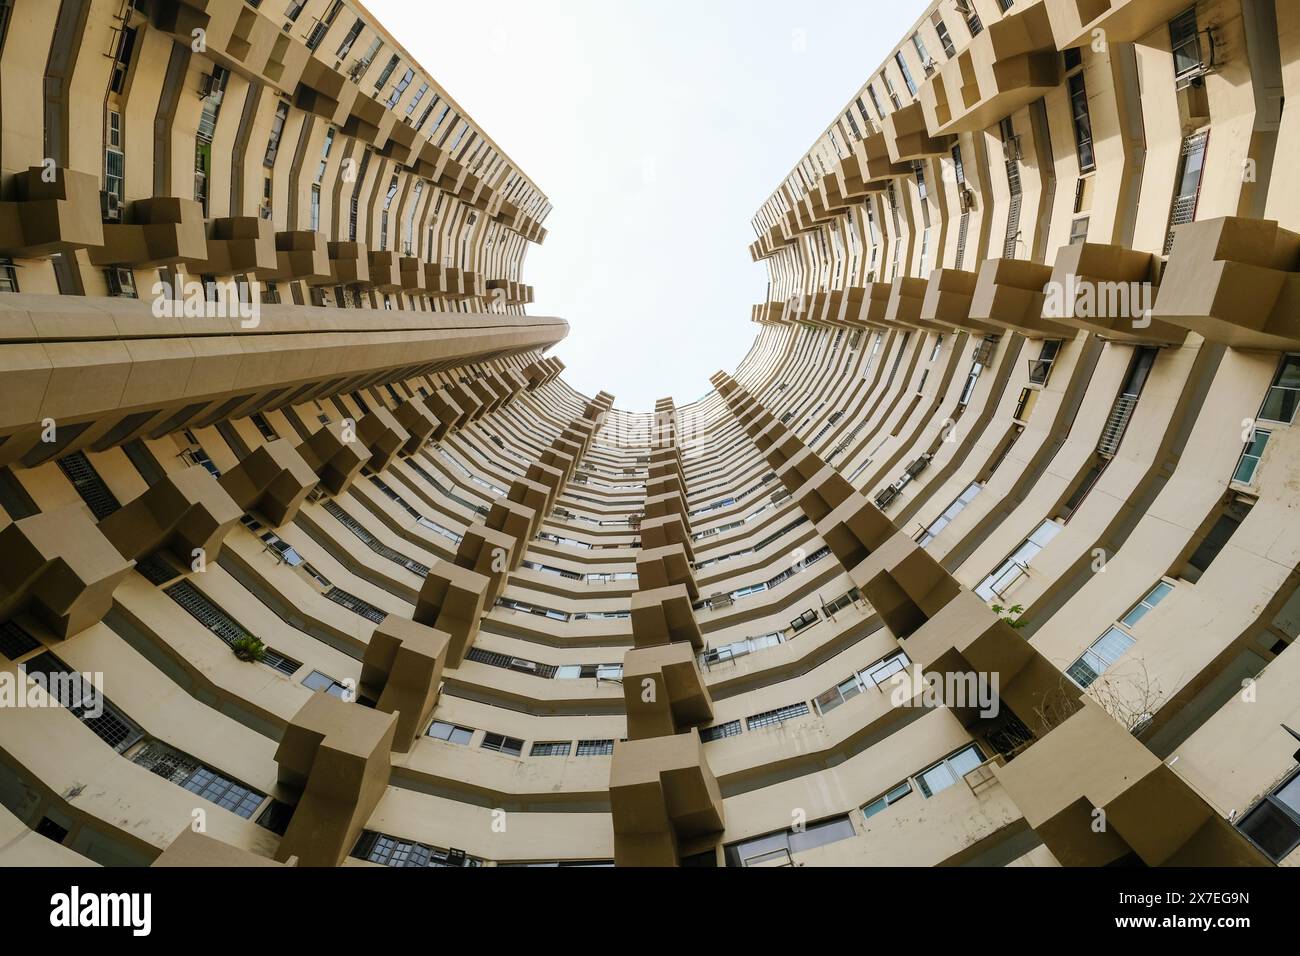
[991, 604, 1026, 629]
[231, 634, 267, 663]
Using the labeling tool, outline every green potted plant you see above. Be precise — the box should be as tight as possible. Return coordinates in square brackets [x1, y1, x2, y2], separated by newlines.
[991, 604, 1027, 630]
[231, 634, 267, 663]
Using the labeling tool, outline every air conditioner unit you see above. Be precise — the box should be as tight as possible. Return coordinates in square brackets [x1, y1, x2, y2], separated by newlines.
[1003, 138, 1022, 162]
[106, 266, 136, 298]
[100, 190, 122, 222]
[198, 72, 222, 99]
[958, 187, 976, 212]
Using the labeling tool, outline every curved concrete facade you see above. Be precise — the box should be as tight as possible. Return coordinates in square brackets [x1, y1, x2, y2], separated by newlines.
[0, 0, 1298, 869]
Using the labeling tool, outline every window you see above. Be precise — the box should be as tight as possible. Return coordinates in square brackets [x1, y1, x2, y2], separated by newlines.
[1236, 770, 1300, 862]
[747, 702, 810, 731]
[0, 258, 17, 294]
[975, 520, 1062, 601]
[335, 18, 364, 58]
[576, 739, 614, 757]
[264, 101, 290, 167]
[866, 85, 886, 120]
[894, 52, 918, 96]
[530, 741, 572, 757]
[302, 669, 349, 698]
[724, 815, 856, 867]
[1068, 628, 1136, 688]
[481, 732, 524, 756]
[1165, 131, 1208, 254]
[427, 721, 474, 745]
[1067, 73, 1096, 173]
[1169, 7, 1204, 81]
[915, 744, 985, 798]
[1233, 429, 1271, 485]
[1028, 339, 1062, 385]
[1182, 499, 1252, 581]
[912, 33, 931, 71]
[1121, 581, 1174, 629]
[1069, 216, 1090, 245]
[932, 13, 955, 56]
[304, 0, 342, 51]
[373, 54, 399, 90]
[353, 831, 480, 868]
[309, 184, 321, 232]
[863, 781, 913, 819]
[406, 82, 429, 116]
[1259, 355, 1300, 424]
[700, 720, 742, 742]
[384, 68, 415, 109]
[919, 482, 982, 545]
[109, 26, 137, 94]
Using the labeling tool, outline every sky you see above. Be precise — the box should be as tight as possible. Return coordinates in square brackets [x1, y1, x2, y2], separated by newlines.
[368, 0, 922, 411]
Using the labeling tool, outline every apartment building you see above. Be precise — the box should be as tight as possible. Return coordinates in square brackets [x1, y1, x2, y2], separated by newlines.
[0, 0, 1297, 871]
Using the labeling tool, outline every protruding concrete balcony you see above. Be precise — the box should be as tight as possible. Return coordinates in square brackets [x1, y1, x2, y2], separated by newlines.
[1043, 242, 1186, 345]
[1044, 0, 1196, 51]
[756, 423, 805, 466]
[264, 230, 331, 283]
[816, 492, 898, 571]
[1152, 217, 1300, 350]
[506, 477, 551, 528]
[367, 251, 404, 292]
[89, 197, 207, 268]
[883, 102, 955, 163]
[313, 241, 370, 287]
[636, 544, 699, 601]
[851, 532, 962, 639]
[415, 559, 488, 667]
[525, 460, 565, 505]
[488, 370, 524, 403]
[631, 585, 703, 650]
[153, 829, 291, 867]
[218, 439, 318, 527]
[359, 616, 449, 754]
[150, 0, 307, 90]
[852, 282, 895, 328]
[397, 257, 432, 294]
[851, 132, 913, 189]
[273, 693, 396, 867]
[884, 277, 939, 331]
[539, 444, 577, 478]
[523, 357, 562, 390]
[790, 461, 855, 521]
[921, 267, 989, 332]
[995, 697, 1269, 866]
[775, 446, 832, 498]
[640, 514, 695, 563]
[465, 376, 501, 415]
[183, 217, 277, 276]
[622, 643, 713, 740]
[969, 258, 1074, 338]
[645, 474, 684, 501]
[0, 167, 104, 258]
[98, 465, 243, 567]
[644, 491, 690, 529]
[354, 407, 411, 470]
[443, 381, 485, 423]
[487, 278, 526, 305]
[297, 421, 371, 496]
[426, 388, 466, 438]
[341, 85, 390, 145]
[380, 119, 419, 164]
[294, 58, 348, 121]
[487, 496, 539, 547]
[0, 506, 133, 639]
[392, 398, 440, 453]
[455, 522, 519, 601]
[437, 266, 467, 299]
[921, 2, 1060, 136]
[610, 730, 724, 867]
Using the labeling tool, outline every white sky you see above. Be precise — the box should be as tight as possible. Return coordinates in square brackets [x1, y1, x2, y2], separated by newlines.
[368, 0, 923, 411]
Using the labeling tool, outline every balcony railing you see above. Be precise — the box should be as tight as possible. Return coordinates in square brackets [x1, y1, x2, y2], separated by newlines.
[1097, 393, 1139, 457]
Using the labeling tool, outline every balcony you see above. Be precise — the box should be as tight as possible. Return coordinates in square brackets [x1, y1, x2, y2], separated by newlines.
[354, 407, 411, 470]
[815, 492, 897, 571]
[631, 585, 704, 650]
[217, 439, 318, 528]
[415, 559, 490, 666]
[310, 241, 369, 287]
[920, 3, 1060, 136]
[298, 421, 371, 496]
[1152, 217, 1300, 351]
[0, 167, 104, 259]
[994, 697, 1269, 866]
[609, 731, 724, 866]
[183, 217, 278, 276]
[883, 277, 936, 330]
[920, 267, 984, 332]
[640, 514, 696, 563]
[622, 642, 714, 740]
[274, 694, 397, 867]
[637, 544, 699, 601]
[0, 506, 133, 639]
[1044, 0, 1197, 51]
[455, 522, 520, 600]
[359, 616, 449, 753]
[263, 230, 332, 283]
[89, 197, 208, 268]
[882, 102, 955, 164]
[969, 258, 1074, 338]
[1043, 241, 1186, 345]
[98, 465, 243, 566]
